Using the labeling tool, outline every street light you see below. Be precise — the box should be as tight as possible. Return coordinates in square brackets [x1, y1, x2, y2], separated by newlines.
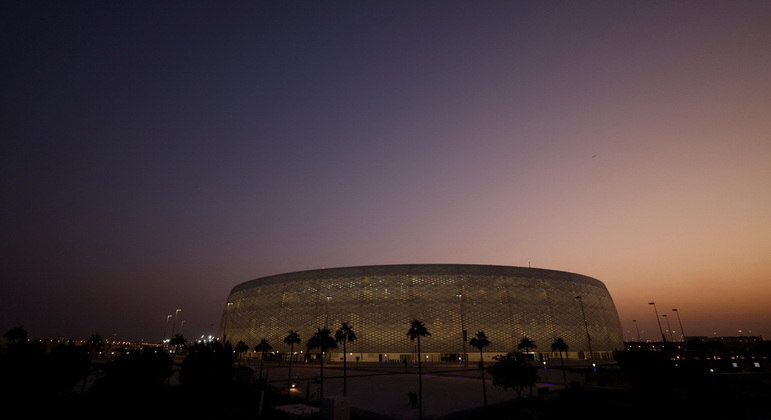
[172, 308, 182, 337]
[662, 314, 674, 342]
[672, 309, 686, 342]
[576, 296, 593, 360]
[164, 314, 172, 344]
[325, 296, 332, 328]
[632, 319, 641, 342]
[223, 302, 233, 343]
[456, 292, 467, 367]
[648, 302, 667, 343]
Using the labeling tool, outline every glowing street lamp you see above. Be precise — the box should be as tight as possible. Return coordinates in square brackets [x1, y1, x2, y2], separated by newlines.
[456, 292, 467, 367]
[632, 319, 641, 342]
[171, 308, 182, 337]
[164, 314, 172, 343]
[672, 309, 686, 342]
[222, 302, 233, 343]
[662, 314, 674, 342]
[648, 302, 667, 343]
[576, 296, 593, 359]
[325, 295, 332, 328]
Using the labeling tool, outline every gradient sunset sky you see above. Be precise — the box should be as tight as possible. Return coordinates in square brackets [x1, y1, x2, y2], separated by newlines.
[2, 1, 770, 343]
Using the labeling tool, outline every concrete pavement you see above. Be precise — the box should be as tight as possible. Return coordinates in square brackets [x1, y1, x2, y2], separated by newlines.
[258, 360, 593, 419]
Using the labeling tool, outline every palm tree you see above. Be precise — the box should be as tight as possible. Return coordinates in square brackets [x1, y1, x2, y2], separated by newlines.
[517, 337, 537, 359]
[335, 322, 357, 396]
[169, 334, 187, 355]
[86, 333, 105, 356]
[487, 352, 540, 400]
[234, 340, 250, 366]
[517, 337, 537, 396]
[407, 319, 431, 420]
[284, 330, 301, 394]
[307, 327, 337, 402]
[469, 331, 490, 407]
[255, 338, 273, 381]
[3, 326, 28, 344]
[551, 337, 569, 388]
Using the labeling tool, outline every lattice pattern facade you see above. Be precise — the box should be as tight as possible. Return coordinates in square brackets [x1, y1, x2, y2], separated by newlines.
[221, 264, 624, 360]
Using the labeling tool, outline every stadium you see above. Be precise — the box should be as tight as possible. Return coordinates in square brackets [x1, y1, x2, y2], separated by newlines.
[221, 264, 624, 362]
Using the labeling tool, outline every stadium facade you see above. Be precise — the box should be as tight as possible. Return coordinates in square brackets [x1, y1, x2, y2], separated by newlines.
[221, 264, 624, 362]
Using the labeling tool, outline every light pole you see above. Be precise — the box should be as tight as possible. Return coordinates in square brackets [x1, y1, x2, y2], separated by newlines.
[164, 314, 172, 345]
[456, 292, 467, 367]
[672, 309, 686, 342]
[223, 302, 233, 343]
[325, 296, 332, 328]
[576, 296, 593, 359]
[662, 314, 674, 342]
[172, 308, 182, 337]
[648, 302, 667, 343]
[632, 319, 641, 342]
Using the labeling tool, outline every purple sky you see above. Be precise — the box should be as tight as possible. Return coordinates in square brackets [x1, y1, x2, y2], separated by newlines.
[2, 1, 770, 343]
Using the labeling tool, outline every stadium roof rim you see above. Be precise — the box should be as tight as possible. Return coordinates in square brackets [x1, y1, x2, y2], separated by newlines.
[229, 263, 607, 294]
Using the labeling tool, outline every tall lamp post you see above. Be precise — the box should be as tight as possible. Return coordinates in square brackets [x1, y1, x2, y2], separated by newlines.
[576, 296, 593, 359]
[223, 302, 233, 343]
[662, 314, 674, 342]
[632, 319, 641, 342]
[672, 309, 686, 342]
[456, 293, 467, 367]
[325, 295, 332, 328]
[648, 302, 667, 343]
[164, 314, 172, 345]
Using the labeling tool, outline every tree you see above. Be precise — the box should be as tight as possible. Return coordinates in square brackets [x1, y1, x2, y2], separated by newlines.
[307, 327, 337, 402]
[551, 337, 569, 388]
[178, 341, 233, 390]
[48, 342, 90, 394]
[234, 341, 249, 366]
[92, 346, 173, 394]
[3, 326, 28, 344]
[469, 331, 490, 407]
[254, 338, 273, 381]
[284, 330, 301, 394]
[169, 334, 187, 355]
[487, 352, 540, 400]
[335, 322, 357, 396]
[517, 337, 537, 359]
[407, 319, 431, 420]
[87, 333, 105, 356]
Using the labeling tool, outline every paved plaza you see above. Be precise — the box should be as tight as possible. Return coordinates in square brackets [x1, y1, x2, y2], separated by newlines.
[257, 360, 593, 419]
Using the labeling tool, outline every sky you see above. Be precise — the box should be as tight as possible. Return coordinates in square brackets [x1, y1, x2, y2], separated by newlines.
[2, 1, 770, 343]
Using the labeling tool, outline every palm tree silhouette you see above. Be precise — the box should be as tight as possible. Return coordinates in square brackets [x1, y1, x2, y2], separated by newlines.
[3, 326, 28, 344]
[234, 340, 249, 366]
[517, 337, 537, 396]
[550, 337, 569, 388]
[284, 330, 301, 394]
[407, 319, 431, 420]
[307, 327, 337, 402]
[335, 322, 357, 396]
[469, 331, 491, 407]
[254, 338, 273, 381]
[169, 334, 186, 355]
[517, 337, 537, 358]
[87, 333, 105, 356]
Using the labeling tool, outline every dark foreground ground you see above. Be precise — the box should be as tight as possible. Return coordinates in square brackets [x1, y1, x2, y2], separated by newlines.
[19, 369, 771, 420]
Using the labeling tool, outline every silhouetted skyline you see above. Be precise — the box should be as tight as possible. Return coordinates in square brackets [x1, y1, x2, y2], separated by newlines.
[2, 1, 770, 342]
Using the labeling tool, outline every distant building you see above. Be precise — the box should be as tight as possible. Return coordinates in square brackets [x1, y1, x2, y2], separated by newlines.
[221, 264, 625, 361]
